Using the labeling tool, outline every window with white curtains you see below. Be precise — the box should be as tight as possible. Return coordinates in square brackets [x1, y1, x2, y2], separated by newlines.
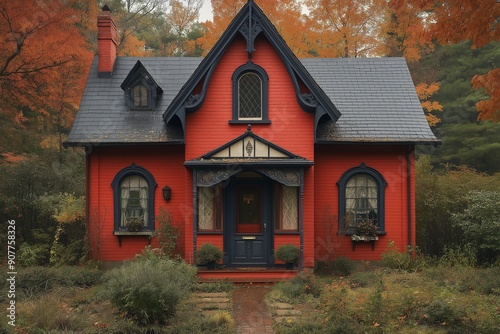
[274, 183, 299, 232]
[345, 174, 378, 230]
[337, 164, 387, 234]
[198, 185, 223, 232]
[120, 175, 149, 228]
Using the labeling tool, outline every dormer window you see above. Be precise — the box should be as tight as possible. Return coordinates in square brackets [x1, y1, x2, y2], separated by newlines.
[230, 62, 270, 124]
[121, 60, 163, 111]
[132, 84, 149, 108]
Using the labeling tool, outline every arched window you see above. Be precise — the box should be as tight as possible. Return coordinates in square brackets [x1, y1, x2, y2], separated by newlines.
[337, 164, 387, 234]
[231, 62, 269, 123]
[238, 73, 262, 120]
[112, 165, 157, 232]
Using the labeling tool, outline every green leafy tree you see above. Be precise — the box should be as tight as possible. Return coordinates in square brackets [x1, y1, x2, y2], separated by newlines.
[415, 156, 500, 257]
[451, 190, 500, 264]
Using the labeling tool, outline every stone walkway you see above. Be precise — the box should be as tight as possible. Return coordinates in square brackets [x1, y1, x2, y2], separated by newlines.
[232, 286, 275, 334]
[192, 285, 303, 333]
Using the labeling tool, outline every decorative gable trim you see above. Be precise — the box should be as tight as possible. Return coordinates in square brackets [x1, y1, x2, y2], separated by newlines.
[163, 0, 341, 141]
[185, 125, 314, 168]
[121, 61, 163, 110]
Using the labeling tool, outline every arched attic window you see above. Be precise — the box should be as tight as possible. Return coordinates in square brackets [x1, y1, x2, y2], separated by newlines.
[230, 62, 270, 124]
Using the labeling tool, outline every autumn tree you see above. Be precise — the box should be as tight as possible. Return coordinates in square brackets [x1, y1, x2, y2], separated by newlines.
[305, 0, 388, 58]
[384, 0, 433, 61]
[163, 0, 203, 56]
[198, 0, 310, 57]
[416, 82, 443, 126]
[0, 0, 95, 158]
[394, 0, 500, 122]
[472, 68, 500, 122]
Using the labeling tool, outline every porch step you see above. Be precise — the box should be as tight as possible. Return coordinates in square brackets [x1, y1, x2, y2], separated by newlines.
[197, 268, 298, 283]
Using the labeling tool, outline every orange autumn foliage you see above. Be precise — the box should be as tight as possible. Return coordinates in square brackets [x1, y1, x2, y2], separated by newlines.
[472, 68, 500, 122]
[198, 0, 310, 57]
[416, 82, 443, 126]
[407, 0, 500, 49]
[0, 0, 95, 128]
[386, 0, 433, 61]
[305, 0, 388, 58]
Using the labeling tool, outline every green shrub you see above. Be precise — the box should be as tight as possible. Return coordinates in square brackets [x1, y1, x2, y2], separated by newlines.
[381, 240, 426, 271]
[197, 243, 223, 264]
[153, 208, 181, 258]
[18, 243, 50, 266]
[333, 256, 355, 276]
[58, 266, 103, 287]
[422, 298, 463, 326]
[273, 271, 322, 301]
[275, 244, 300, 264]
[17, 266, 62, 297]
[439, 244, 477, 267]
[348, 271, 377, 288]
[451, 190, 500, 264]
[104, 252, 197, 325]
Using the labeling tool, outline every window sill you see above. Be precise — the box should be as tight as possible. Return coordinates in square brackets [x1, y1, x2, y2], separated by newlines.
[196, 231, 223, 235]
[228, 120, 271, 125]
[350, 234, 379, 251]
[114, 231, 153, 247]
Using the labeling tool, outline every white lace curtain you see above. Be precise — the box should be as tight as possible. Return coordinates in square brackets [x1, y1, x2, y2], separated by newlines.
[120, 175, 148, 227]
[280, 185, 298, 230]
[346, 174, 377, 226]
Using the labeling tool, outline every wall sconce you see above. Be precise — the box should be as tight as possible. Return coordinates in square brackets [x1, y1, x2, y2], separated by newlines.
[162, 185, 171, 201]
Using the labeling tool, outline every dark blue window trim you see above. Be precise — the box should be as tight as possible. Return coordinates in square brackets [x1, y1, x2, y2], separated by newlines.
[337, 163, 387, 234]
[111, 164, 157, 232]
[231, 61, 269, 123]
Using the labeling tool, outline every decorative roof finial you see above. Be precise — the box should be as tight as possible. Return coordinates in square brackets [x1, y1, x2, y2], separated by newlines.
[247, 124, 252, 132]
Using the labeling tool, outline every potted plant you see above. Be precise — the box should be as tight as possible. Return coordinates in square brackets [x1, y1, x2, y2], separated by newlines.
[127, 218, 144, 232]
[197, 243, 223, 270]
[275, 243, 300, 269]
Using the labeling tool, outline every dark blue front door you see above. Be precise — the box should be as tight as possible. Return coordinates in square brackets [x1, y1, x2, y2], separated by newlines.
[225, 180, 272, 265]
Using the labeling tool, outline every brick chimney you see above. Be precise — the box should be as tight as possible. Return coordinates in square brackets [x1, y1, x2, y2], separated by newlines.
[97, 5, 117, 76]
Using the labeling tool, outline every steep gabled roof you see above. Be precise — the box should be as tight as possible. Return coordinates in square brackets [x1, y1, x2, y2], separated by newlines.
[65, 57, 439, 146]
[162, 0, 341, 132]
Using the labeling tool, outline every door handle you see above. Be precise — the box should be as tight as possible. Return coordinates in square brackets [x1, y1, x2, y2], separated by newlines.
[264, 223, 267, 232]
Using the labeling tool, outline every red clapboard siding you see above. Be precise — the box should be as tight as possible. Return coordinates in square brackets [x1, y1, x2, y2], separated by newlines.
[185, 35, 314, 161]
[183, 34, 316, 267]
[87, 145, 186, 262]
[314, 145, 413, 261]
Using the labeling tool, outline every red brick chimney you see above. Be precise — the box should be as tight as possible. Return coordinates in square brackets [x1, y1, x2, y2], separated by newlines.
[97, 5, 117, 76]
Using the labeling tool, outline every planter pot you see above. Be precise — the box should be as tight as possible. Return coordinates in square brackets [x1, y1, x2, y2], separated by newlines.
[206, 262, 216, 270]
[285, 262, 296, 270]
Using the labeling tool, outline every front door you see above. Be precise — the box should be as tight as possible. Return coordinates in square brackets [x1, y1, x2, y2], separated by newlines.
[225, 180, 272, 265]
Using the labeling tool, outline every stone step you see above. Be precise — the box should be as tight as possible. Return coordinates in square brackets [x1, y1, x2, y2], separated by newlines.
[198, 302, 230, 310]
[274, 309, 301, 316]
[270, 302, 294, 310]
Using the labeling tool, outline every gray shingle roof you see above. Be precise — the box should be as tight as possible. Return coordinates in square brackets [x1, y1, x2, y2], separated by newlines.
[65, 56, 438, 146]
[65, 57, 201, 145]
[302, 57, 439, 143]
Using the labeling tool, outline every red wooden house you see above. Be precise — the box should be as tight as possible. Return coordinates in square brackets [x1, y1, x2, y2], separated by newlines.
[65, 2, 438, 274]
